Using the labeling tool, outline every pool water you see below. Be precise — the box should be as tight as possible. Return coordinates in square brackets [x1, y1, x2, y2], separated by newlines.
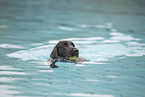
[0, 0, 145, 97]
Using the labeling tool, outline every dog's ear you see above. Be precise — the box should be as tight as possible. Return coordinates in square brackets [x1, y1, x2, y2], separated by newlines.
[50, 46, 58, 59]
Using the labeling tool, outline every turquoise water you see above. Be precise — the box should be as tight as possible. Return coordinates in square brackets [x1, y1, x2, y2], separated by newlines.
[0, 0, 145, 97]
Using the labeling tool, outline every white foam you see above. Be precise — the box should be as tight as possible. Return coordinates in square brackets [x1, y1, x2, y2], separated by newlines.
[107, 76, 119, 78]
[100, 40, 120, 43]
[7, 49, 50, 60]
[0, 44, 24, 49]
[81, 62, 108, 64]
[0, 85, 21, 97]
[0, 71, 27, 75]
[59, 26, 74, 31]
[0, 77, 20, 83]
[0, 25, 8, 28]
[86, 79, 99, 82]
[125, 42, 145, 46]
[110, 32, 124, 36]
[76, 64, 86, 66]
[79, 23, 113, 29]
[110, 29, 117, 32]
[7, 51, 39, 60]
[0, 66, 22, 70]
[67, 93, 114, 97]
[38, 70, 54, 72]
[36, 66, 50, 68]
[29, 45, 51, 50]
[30, 61, 48, 65]
[48, 40, 59, 44]
[126, 53, 145, 57]
[111, 35, 141, 41]
[63, 37, 104, 41]
[73, 41, 96, 44]
[54, 93, 114, 97]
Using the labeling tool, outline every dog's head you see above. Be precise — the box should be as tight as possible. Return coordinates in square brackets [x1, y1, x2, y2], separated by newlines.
[50, 41, 79, 61]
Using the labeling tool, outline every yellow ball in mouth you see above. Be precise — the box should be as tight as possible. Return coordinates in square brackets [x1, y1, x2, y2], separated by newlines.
[69, 56, 77, 61]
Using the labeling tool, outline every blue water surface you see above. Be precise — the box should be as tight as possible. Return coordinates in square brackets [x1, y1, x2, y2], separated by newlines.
[0, 0, 145, 97]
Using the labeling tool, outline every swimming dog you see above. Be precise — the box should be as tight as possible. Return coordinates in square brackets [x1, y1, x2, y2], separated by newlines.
[48, 41, 80, 68]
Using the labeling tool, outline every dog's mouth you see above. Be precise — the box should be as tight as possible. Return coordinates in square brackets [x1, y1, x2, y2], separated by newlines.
[65, 48, 79, 61]
[69, 56, 78, 61]
[65, 56, 78, 61]
[69, 48, 79, 61]
[63, 48, 79, 61]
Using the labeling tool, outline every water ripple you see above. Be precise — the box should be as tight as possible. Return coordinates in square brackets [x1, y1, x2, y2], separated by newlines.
[2, 23, 145, 97]
[6, 31, 145, 62]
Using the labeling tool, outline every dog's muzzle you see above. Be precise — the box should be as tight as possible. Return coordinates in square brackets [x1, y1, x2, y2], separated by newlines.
[71, 48, 79, 57]
[68, 48, 79, 61]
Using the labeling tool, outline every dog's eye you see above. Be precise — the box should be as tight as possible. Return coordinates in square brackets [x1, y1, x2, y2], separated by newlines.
[71, 43, 75, 47]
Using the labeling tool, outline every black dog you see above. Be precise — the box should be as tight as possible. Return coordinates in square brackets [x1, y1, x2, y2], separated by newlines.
[49, 41, 79, 68]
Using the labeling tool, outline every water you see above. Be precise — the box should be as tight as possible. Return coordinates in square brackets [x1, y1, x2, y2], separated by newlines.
[0, 0, 145, 97]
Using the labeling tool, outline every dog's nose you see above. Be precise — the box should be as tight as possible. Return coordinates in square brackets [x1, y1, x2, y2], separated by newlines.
[72, 48, 79, 53]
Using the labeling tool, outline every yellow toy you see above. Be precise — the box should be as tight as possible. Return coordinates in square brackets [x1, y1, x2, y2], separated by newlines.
[69, 56, 77, 61]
